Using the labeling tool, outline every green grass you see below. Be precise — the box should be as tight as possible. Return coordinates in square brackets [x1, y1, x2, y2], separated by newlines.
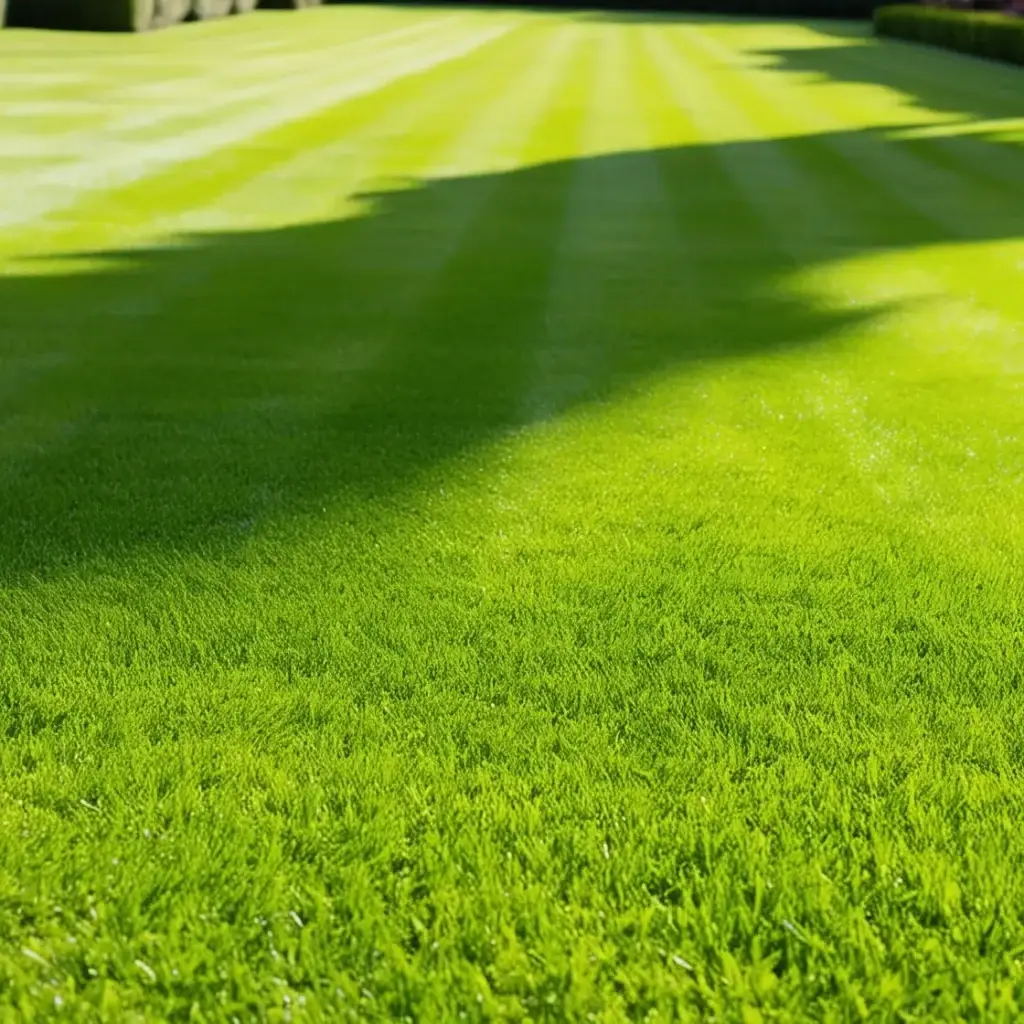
[1, 7, 1023, 1020]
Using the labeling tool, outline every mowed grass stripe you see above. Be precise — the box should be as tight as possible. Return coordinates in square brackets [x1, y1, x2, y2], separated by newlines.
[642, 26, 821, 353]
[717, 29, 1024, 398]
[682, 24, 1024, 245]
[527, 21, 695, 418]
[523, 24, 657, 423]
[668, 25, 954, 253]
[107, 14, 509, 146]
[370, 29, 598, 431]
[0, 8, 481, 110]
[665, 26, 858, 267]
[0, 15, 540, 256]
[0, 12, 519, 231]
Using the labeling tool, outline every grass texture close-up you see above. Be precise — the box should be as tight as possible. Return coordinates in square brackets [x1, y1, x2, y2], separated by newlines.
[1, 6, 1023, 1020]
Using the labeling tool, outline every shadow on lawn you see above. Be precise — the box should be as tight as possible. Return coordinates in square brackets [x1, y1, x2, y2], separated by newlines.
[751, 28, 1024, 124]
[0, 125, 1022, 582]
[585, 10, 1024, 125]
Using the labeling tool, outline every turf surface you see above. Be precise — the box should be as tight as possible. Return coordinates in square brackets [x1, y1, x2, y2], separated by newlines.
[1, 7, 1023, 1020]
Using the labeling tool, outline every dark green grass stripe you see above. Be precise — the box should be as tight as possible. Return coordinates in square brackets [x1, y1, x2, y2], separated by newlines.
[677, 35, 957, 257]
[362, 33, 599, 435]
[719, 26, 1024, 239]
[885, 126, 1024, 200]
[772, 34, 1024, 229]
[520, 26, 679, 420]
[641, 26, 864, 363]
[754, 21, 1024, 125]
[839, 34, 1024, 122]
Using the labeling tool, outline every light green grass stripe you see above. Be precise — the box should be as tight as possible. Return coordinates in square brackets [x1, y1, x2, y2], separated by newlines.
[638, 24, 783, 354]
[0, 11, 452, 153]
[530, 21, 701, 421]
[0, 13, 519, 232]
[0, 14, 532, 257]
[103, 17, 483, 142]
[523, 23, 659, 425]
[142, 19, 573, 236]
[356, 25, 598, 440]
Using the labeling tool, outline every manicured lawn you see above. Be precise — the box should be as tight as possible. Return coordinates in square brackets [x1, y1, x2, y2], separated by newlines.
[1, 6, 1023, 1019]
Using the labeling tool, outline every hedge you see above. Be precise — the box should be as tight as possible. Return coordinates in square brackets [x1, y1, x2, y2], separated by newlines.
[3, 0, 890, 29]
[875, 4, 1024, 65]
[7, 0, 153, 29]
[4, 0, 325, 29]
[192, 0, 232, 15]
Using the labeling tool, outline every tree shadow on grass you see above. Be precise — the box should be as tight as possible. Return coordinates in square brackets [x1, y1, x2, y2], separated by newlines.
[1, 126, 1022, 583]
[582, 9, 1024, 125]
[751, 27, 1024, 124]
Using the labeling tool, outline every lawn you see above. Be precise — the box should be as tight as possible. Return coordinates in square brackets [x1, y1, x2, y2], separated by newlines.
[1, 6, 1023, 1020]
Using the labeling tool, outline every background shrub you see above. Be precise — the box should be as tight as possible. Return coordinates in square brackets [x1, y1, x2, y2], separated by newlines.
[192, 0, 233, 17]
[150, 0, 188, 26]
[2, 0, 321, 30]
[7, 0, 154, 29]
[0, 0, 897, 35]
[875, 4, 1024, 65]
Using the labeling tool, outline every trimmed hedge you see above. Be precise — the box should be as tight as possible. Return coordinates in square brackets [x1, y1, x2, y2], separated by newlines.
[2, 0, 319, 30]
[4, 0, 886, 29]
[875, 4, 1024, 65]
[1, 0, 889, 32]
[7, 0, 153, 29]
[192, 0, 232, 19]
[150, 0, 188, 27]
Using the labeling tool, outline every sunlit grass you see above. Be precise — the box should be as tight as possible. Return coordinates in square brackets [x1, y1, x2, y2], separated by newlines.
[0, 7, 1022, 1020]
